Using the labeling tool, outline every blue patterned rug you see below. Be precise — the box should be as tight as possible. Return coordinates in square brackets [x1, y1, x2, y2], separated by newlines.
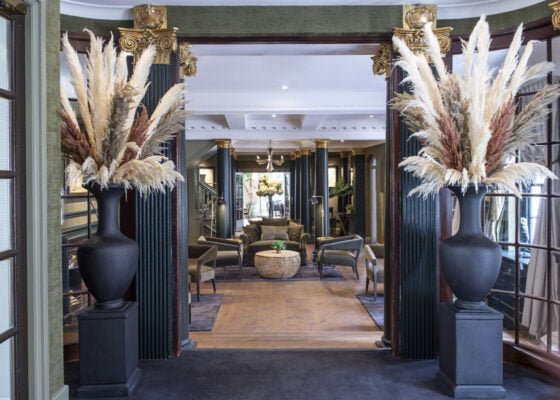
[356, 294, 384, 330]
[190, 294, 223, 332]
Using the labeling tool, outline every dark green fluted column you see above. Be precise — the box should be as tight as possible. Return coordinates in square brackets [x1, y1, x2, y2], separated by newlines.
[353, 149, 366, 238]
[293, 151, 301, 221]
[289, 154, 296, 219]
[314, 140, 330, 238]
[300, 149, 311, 233]
[216, 139, 231, 238]
[339, 152, 350, 212]
[230, 148, 236, 237]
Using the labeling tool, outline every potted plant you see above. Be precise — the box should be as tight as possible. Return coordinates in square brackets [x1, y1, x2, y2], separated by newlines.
[271, 240, 286, 254]
[392, 16, 558, 309]
[60, 31, 185, 309]
[329, 180, 353, 199]
[255, 175, 283, 218]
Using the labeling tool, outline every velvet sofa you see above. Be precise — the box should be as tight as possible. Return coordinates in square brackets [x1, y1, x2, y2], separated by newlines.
[240, 218, 310, 267]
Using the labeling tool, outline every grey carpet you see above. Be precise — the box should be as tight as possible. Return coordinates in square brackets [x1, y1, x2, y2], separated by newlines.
[189, 294, 223, 332]
[215, 264, 344, 281]
[357, 294, 384, 330]
[65, 350, 560, 400]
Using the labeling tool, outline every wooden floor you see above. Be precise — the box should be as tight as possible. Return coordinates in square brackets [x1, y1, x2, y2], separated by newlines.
[191, 248, 384, 349]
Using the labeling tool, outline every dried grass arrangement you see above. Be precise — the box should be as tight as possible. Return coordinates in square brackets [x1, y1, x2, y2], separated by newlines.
[60, 30, 185, 196]
[392, 16, 559, 197]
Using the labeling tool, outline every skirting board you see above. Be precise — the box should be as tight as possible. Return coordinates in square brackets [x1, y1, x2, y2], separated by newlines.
[52, 385, 69, 400]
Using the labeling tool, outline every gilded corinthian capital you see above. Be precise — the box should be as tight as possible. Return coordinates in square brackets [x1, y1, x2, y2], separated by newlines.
[118, 5, 178, 65]
[393, 5, 452, 56]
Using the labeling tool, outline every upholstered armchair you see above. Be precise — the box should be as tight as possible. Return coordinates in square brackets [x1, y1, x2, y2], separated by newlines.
[364, 243, 384, 300]
[198, 236, 243, 275]
[188, 244, 217, 301]
[317, 235, 364, 279]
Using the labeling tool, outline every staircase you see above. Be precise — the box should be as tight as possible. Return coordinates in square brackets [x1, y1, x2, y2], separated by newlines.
[197, 181, 218, 237]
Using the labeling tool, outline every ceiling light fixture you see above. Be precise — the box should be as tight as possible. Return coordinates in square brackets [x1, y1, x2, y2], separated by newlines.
[281, 85, 288, 90]
[272, 114, 277, 118]
[256, 140, 285, 173]
[369, 115, 374, 119]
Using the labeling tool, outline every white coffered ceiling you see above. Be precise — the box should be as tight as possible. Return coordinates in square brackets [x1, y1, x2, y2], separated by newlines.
[184, 43, 385, 151]
[61, 0, 543, 20]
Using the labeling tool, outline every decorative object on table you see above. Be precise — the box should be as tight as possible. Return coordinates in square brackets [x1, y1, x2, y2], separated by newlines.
[391, 16, 559, 398]
[240, 218, 309, 267]
[61, 30, 185, 305]
[256, 140, 285, 173]
[254, 250, 301, 279]
[392, 15, 559, 308]
[271, 240, 287, 254]
[61, 30, 185, 397]
[256, 175, 284, 218]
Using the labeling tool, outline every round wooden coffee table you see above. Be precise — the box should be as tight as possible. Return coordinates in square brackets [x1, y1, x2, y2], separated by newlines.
[254, 250, 301, 279]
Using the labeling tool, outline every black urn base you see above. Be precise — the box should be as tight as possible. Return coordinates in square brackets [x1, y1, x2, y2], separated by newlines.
[77, 301, 141, 398]
[438, 303, 506, 399]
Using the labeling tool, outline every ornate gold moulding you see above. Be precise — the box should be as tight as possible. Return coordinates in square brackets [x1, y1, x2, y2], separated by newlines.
[393, 5, 452, 56]
[551, 1, 560, 30]
[118, 4, 177, 65]
[372, 43, 392, 77]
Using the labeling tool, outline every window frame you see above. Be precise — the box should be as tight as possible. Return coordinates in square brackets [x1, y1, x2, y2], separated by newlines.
[0, 6, 27, 399]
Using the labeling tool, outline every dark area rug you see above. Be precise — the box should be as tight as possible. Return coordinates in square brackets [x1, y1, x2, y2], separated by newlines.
[215, 264, 344, 281]
[357, 294, 384, 330]
[65, 349, 560, 400]
[189, 294, 223, 332]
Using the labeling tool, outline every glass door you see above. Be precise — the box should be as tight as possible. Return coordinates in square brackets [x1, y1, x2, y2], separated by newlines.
[0, 7, 26, 400]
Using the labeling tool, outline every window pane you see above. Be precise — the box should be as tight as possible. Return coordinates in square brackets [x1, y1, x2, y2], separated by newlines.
[0, 17, 10, 91]
[484, 195, 515, 243]
[0, 258, 13, 333]
[0, 337, 14, 400]
[0, 97, 11, 171]
[0, 179, 11, 253]
[519, 196, 547, 247]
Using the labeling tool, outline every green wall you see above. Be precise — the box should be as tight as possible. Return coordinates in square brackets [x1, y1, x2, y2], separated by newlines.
[47, 0, 64, 396]
[61, 2, 553, 39]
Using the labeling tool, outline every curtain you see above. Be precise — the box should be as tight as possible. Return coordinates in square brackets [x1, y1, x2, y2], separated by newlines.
[521, 77, 560, 342]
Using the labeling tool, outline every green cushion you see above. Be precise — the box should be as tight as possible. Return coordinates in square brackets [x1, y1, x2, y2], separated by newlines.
[320, 250, 356, 266]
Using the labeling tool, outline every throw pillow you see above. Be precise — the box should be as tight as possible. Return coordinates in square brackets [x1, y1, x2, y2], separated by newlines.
[262, 217, 289, 226]
[243, 224, 260, 243]
[261, 225, 289, 240]
[288, 221, 304, 242]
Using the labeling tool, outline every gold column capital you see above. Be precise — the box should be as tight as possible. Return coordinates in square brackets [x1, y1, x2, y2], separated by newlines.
[372, 42, 392, 77]
[179, 43, 198, 77]
[340, 151, 350, 158]
[393, 5, 452, 56]
[294, 150, 301, 158]
[300, 149, 311, 156]
[551, 1, 560, 29]
[352, 148, 365, 156]
[315, 139, 331, 149]
[215, 139, 231, 149]
[118, 5, 178, 65]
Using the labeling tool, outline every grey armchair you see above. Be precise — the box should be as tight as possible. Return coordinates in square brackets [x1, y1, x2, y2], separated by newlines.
[364, 243, 384, 300]
[188, 244, 218, 301]
[198, 236, 243, 276]
[317, 235, 364, 280]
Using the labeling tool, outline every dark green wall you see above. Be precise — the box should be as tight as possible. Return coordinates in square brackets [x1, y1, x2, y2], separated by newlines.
[48, 0, 64, 396]
[61, 2, 553, 39]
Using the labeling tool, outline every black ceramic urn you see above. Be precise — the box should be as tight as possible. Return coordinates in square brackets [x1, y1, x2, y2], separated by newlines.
[77, 183, 139, 309]
[440, 185, 502, 310]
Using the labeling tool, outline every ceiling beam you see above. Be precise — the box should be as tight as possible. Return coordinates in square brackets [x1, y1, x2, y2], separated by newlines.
[224, 113, 247, 130]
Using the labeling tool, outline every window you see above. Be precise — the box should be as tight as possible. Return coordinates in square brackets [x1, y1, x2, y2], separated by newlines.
[0, 7, 26, 399]
[453, 35, 560, 360]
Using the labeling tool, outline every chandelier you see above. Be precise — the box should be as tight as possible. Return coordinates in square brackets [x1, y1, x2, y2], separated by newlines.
[256, 141, 284, 173]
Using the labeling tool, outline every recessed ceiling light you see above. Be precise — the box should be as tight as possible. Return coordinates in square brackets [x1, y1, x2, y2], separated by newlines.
[272, 114, 277, 118]
[369, 115, 374, 119]
[341, 139, 345, 143]
[281, 85, 288, 90]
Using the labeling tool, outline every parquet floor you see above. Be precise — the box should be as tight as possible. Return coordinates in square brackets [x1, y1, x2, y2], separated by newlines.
[190, 247, 384, 349]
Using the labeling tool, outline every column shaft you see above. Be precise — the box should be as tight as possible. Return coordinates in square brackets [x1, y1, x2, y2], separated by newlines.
[216, 140, 231, 238]
[353, 151, 366, 238]
[300, 151, 311, 233]
[314, 141, 330, 238]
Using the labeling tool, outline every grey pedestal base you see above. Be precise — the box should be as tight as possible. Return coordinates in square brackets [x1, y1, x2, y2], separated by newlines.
[77, 301, 141, 398]
[438, 303, 506, 399]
